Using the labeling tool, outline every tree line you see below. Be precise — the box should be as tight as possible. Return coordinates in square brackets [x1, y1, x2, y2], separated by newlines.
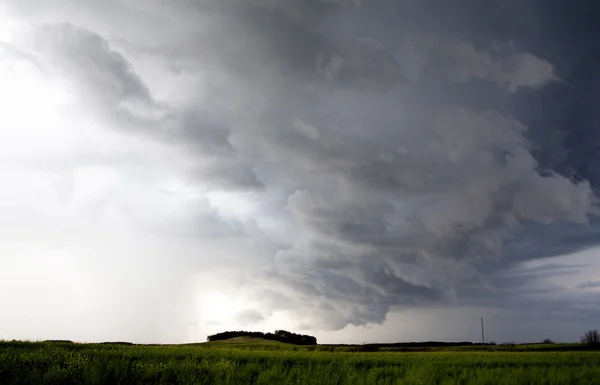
[206, 330, 317, 345]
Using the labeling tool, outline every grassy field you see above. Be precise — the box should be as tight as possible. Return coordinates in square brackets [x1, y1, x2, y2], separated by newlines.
[1, 339, 599, 384]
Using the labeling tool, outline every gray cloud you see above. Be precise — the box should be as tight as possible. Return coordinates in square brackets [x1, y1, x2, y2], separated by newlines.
[55, 2, 598, 328]
[405, 34, 558, 91]
[577, 280, 600, 290]
[454, 257, 600, 330]
[2, 0, 600, 339]
[34, 22, 152, 107]
[234, 309, 265, 325]
[185, 2, 594, 328]
[29, 22, 263, 190]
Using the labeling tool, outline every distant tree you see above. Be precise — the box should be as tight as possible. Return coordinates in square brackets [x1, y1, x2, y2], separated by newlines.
[206, 330, 317, 345]
[542, 338, 554, 344]
[581, 330, 600, 346]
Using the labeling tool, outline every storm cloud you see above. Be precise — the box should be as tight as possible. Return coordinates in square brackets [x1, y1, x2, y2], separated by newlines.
[1, 0, 600, 343]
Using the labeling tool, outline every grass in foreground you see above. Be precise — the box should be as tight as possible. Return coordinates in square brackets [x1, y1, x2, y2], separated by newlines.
[1, 340, 599, 384]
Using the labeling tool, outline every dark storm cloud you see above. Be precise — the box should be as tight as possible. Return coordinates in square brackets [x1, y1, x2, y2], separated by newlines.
[485, 1, 600, 194]
[454, 258, 600, 327]
[474, 220, 600, 274]
[401, 34, 557, 91]
[138, 0, 599, 328]
[143, 0, 407, 91]
[9, 0, 600, 330]
[218, 0, 598, 327]
[269, 241, 447, 328]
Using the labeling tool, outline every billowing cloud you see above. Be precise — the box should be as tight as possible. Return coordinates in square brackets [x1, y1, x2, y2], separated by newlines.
[260, 102, 595, 327]
[405, 34, 558, 91]
[1, 0, 599, 343]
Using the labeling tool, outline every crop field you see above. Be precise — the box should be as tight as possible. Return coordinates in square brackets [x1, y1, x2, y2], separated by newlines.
[1, 339, 599, 384]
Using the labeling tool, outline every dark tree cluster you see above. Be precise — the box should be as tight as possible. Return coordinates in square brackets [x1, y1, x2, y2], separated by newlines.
[206, 330, 317, 345]
[581, 330, 600, 346]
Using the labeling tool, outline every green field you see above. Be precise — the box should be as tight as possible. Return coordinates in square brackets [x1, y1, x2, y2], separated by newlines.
[1, 339, 599, 384]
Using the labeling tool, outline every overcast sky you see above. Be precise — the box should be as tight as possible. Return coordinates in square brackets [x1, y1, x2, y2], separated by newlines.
[1, 0, 600, 345]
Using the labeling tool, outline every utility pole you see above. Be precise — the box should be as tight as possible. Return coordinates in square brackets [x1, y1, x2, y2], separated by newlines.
[481, 318, 485, 345]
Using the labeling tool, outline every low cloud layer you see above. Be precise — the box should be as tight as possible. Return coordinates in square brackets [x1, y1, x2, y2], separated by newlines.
[1, 0, 600, 342]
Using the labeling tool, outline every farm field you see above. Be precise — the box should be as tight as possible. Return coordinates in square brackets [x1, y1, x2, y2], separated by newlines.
[1, 339, 599, 384]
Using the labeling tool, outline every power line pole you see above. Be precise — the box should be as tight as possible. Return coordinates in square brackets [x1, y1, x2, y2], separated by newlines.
[481, 318, 485, 345]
